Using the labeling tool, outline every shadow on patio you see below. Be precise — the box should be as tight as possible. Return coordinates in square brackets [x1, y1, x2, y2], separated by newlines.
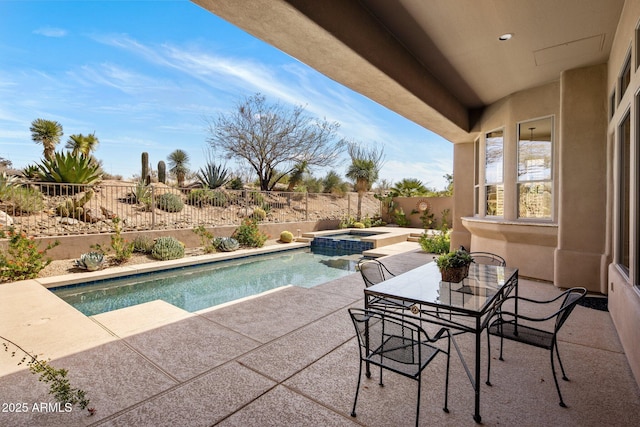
[1, 250, 639, 426]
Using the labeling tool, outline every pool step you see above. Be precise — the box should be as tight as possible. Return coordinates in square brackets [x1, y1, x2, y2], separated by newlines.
[407, 232, 423, 243]
[294, 237, 314, 243]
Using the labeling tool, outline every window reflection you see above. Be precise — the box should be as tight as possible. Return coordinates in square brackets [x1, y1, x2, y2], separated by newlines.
[517, 118, 553, 219]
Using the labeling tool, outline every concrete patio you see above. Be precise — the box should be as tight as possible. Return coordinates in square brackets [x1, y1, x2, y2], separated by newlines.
[1, 249, 639, 426]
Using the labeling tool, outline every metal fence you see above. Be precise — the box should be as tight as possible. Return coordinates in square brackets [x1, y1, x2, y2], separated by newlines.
[0, 182, 381, 237]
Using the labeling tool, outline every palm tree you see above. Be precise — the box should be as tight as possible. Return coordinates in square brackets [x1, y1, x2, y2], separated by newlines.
[391, 178, 429, 197]
[65, 133, 100, 156]
[167, 149, 190, 188]
[30, 118, 63, 161]
[346, 142, 384, 219]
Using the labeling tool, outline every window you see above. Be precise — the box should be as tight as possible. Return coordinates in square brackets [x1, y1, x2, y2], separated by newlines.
[474, 138, 480, 215]
[610, 90, 616, 120]
[517, 118, 553, 219]
[485, 129, 504, 216]
[619, 53, 631, 102]
[618, 111, 630, 272]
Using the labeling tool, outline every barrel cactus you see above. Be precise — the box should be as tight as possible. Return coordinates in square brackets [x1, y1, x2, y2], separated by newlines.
[213, 237, 240, 252]
[74, 252, 106, 271]
[156, 192, 184, 212]
[280, 230, 294, 243]
[151, 236, 185, 260]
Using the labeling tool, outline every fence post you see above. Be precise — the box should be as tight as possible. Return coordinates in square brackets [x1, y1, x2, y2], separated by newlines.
[151, 185, 156, 229]
[348, 193, 351, 218]
[305, 192, 309, 221]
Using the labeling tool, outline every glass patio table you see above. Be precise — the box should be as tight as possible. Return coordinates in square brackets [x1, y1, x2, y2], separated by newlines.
[364, 261, 519, 423]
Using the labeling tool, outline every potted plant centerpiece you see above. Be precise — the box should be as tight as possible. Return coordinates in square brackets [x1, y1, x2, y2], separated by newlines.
[435, 249, 474, 283]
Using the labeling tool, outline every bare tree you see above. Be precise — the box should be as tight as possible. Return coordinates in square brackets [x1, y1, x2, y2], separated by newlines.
[206, 93, 346, 191]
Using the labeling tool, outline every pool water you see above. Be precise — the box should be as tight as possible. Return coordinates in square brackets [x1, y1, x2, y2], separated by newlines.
[52, 248, 361, 316]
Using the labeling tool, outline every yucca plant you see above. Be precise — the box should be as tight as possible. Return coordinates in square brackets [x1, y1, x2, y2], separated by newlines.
[36, 152, 102, 194]
[196, 163, 229, 189]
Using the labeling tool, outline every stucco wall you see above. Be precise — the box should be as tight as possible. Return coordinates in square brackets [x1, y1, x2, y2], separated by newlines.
[390, 196, 452, 228]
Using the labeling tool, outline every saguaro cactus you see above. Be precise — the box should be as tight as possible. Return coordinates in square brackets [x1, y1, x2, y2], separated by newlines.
[158, 160, 166, 184]
[141, 152, 149, 182]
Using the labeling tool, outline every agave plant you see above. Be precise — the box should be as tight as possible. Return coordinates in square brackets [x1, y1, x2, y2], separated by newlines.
[213, 237, 239, 252]
[36, 152, 103, 187]
[74, 252, 107, 271]
[196, 162, 229, 189]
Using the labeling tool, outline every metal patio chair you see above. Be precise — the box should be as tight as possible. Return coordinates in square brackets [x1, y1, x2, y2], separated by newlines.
[348, 308, 451, 426]
[486, 287, 587, 407]
[469, 251, 506, 266]
[358, 259, 413, 311]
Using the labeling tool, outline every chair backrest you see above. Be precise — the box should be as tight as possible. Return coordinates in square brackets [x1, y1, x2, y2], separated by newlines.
[348, 308, 436, 370]
[555, 287, 587, 332]
[358, 259, 394, 288]
[469, 252, 506, 267]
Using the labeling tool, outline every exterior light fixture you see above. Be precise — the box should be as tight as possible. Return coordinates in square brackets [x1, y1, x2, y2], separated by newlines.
[498, 33, 513, 41]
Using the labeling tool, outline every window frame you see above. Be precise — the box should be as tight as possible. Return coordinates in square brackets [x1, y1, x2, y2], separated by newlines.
[484, 128, 504, 217]
[516, 116, 555, 221]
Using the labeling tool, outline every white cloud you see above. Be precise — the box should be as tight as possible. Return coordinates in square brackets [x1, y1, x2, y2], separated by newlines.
[33, 27, 67, 38]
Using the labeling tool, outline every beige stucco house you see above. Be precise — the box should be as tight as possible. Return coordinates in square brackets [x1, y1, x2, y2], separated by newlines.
[192, 0, 640, 388]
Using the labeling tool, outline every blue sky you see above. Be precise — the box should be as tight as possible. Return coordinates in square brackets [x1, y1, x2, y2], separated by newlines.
[0, 0, 452, 189]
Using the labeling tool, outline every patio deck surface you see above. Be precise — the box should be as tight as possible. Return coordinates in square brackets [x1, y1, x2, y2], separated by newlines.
[1, 249, 639, 426]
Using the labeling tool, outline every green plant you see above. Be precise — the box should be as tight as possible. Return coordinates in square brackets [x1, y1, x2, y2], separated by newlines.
[141, 152, 149, 182]
[55, 189, 94, 219]
[132, 235, 155, 254]
[158, 160, 166, 184]
[74, 252, 107, 271]
[353, 221, 365, 228]
[1, 336, 93, 414]
[156, 192, 184, 212]
[419, 206, 436, 229]
[440, 208, 451, 229]
[232, 218, 268, 248]
[151, 236, 185, 260]
[392, 208, 411, 227]
[110, 217, 134, 263]
[36, 151, 102, 187]
[280, 230, 294, 243]
[252, 207, 267, 221]
[193, 226, 216, 253]
[249, 191, 264, 205]
[22, 164, 40, 180]
[197, 162, 229, 189]
[0, 184, 45, 215]
[213, 236, 240, 252]
[0, 227, 59, 281]
[186, 189, 227, 207]
[227, 177, 243, 190]
[419, 230, 450, 254]
[434, 249, 474, 270]
[361, 215, 372, 228]
[132, 180, 151, 205]
[339, 215, 357, 229]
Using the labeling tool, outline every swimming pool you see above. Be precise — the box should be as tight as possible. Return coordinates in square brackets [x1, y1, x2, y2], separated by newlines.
[52, 247, 362, 316]
[311, 230, 387, 252]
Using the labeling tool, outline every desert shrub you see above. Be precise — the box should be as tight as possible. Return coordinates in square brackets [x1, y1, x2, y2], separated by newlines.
[252, 207, 267, 221]
[132, 235, 155, 254]
[232, 218, 268, 248]
[0, 185, 44, 215]
[353, 222, 365, 228]
[151, 236, 185, 260]
[280, 230, 294, 243]
[418, 230, 450, 254]
[186, 189, 227, 207]
[227, 177, 243, 190]
[193, 226, 216, 253]
[249, 191, 264, 205]
[156, 192, 184, 212]
[0, 227, 59, 281]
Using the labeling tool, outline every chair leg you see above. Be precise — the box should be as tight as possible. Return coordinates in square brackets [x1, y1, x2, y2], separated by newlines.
[549, 343, 566, 408]
[415, 373, 421, 427]
[554, 340, 569, 381]
[351, 360, 363, 417]
[485, 327, 493, 386]
[443, 338, 450, 413]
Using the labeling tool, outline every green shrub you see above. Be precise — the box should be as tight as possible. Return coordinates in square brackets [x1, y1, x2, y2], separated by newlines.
[132, 235, 155, 254]
[193, 226, 216, 253]
[280, 230, 294, 243]
[186, 189, 227, 207]
[151, 236, 185, 260]
[0, 227, 59, 281]
[156, 193, 184, 212]
[252, 207, 267, 221]
[0, 185, 45, 215]
[249, 191, 264, 205]
[233, 218, 268, 248]
[353, 222, 365, 228]
[418, 230, 450, 254]
[227, 177, 243, 190]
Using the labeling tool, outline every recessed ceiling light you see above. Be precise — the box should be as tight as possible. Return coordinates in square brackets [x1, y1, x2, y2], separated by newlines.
[498, 33, 513, 41]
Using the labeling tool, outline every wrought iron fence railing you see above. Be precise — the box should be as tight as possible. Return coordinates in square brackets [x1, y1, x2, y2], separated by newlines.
[0, 182, 381, 237]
